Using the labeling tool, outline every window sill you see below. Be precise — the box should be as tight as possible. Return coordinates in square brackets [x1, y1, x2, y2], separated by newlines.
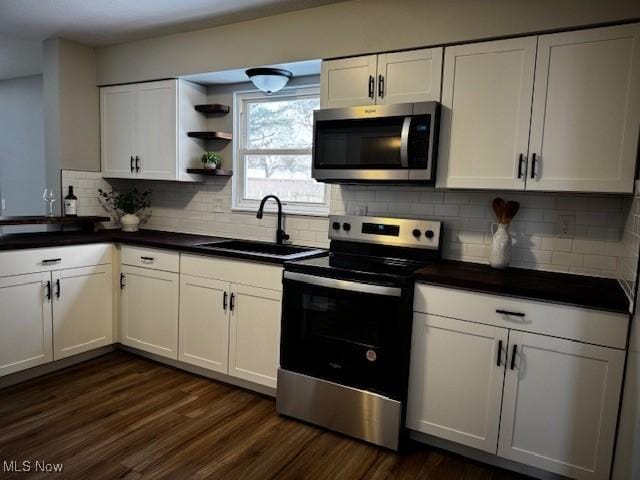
[231, 206, 329, 218]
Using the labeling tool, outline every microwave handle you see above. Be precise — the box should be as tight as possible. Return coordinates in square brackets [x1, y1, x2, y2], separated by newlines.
[400, 117, 412, 168]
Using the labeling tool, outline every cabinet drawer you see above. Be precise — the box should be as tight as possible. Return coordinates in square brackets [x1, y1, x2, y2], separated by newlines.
[414, 284, 628, 349]
[181, 254, 282, 291]
[120, 245, 179, 273]
[0, 243, 112, 277]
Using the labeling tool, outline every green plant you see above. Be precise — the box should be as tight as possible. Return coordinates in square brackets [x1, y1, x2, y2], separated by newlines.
[98, 188, 151, 215]
[201, 151, 221, 167]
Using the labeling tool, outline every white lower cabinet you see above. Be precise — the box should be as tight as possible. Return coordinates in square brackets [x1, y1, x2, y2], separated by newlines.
[52, 265, 113, 360]
[407, 314, 508, 453]
[0, 272, 53, 376]
[120, 264, 179, 359]
[178, 275, 230, 374]
[228, 284, 281, 388]
[409, 285, 627, 480]
[498, 332, 625, 480]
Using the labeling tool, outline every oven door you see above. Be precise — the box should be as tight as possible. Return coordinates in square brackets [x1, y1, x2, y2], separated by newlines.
[281, 271, 411, 399]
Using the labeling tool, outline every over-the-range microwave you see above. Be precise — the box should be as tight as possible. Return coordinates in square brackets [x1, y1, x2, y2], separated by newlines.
[312, 101, 440, 183]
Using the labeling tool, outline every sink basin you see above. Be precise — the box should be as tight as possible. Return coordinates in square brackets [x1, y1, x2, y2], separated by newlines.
[196, 239, 321, 258]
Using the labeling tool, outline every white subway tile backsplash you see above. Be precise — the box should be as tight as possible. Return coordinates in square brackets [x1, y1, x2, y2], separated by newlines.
[62, 170, 635, 280]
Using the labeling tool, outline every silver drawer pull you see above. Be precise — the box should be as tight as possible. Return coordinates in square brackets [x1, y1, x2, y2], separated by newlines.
[42, 258, 62, 265]
[496, 309, 525, 317]
[140, 256, 155, 263]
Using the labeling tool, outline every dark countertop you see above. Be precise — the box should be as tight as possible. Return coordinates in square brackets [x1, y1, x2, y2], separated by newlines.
[415, 260, 630, 314]
[0, 229, 326, 265]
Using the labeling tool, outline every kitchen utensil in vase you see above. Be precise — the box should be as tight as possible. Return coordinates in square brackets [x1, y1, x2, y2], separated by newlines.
[490, 198, 520, 269]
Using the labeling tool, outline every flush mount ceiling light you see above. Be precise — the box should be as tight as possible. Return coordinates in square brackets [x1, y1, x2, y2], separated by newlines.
[245, 67, 293, 94]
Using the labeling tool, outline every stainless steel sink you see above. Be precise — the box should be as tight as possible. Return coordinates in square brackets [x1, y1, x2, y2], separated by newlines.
[196, 239, 323, 259]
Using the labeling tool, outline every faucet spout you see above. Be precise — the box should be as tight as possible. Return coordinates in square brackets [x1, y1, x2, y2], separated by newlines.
[256, 195, 290, 245]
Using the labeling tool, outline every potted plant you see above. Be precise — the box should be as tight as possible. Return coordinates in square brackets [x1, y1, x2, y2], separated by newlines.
[201, 151, 221, 170]
[98, 187, 151, 232]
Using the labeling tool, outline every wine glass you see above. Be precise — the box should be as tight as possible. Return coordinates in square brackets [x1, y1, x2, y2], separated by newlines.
[42, 188, 57, 217]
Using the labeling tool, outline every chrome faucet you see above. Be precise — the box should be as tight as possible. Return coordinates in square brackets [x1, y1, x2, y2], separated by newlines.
[256, 195, 290, 245]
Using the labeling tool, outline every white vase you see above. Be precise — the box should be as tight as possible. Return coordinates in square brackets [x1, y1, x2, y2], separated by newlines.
[490, 223, 512, 269]
[121, 213, 140, 232]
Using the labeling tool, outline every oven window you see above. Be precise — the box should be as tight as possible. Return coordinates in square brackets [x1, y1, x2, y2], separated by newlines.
[281, 279, 410, 397]
[314, 117, 404, 169]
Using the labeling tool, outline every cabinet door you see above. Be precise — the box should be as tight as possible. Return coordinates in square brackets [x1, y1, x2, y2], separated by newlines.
[228, 284, 281, 388]
[407, 314, 508, 453]
[52, 265, 113, 360]
[120, 265, 179, 359]
[178, 275, 230, 374]
[437, 37, 536, 190]
[320, 55, 377, 108]
[100, 84, 136, 178]
[377, 47, 443, 104]
[528, 24, 640, 193]
[135, 80, 178, 180]
[0, 273, 52, 377]
[498, 332, 625, 479]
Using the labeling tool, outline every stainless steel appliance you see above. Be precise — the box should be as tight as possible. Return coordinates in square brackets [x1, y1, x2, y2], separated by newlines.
[312, 102, 440, 183]
[277, 215, 442, 450]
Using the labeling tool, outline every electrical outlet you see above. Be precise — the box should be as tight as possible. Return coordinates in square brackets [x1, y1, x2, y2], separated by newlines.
[557, 214, 576, 238]
[358, 204, 368, 216]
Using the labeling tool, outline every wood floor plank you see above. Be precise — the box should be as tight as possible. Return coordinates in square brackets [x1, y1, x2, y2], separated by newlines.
[0, 352, 529, 480]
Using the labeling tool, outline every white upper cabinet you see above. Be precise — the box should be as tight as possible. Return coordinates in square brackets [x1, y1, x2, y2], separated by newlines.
[527, 24, 640, 193]
[52, 265, 113, 360]
[498, 332, 625, 480]
[135, 81, 178, 181]
[101, 79, 206, 181]
[100, 84, 136, 178]
[377, 48, 443, 105]
[407, 314, 508, 453]
[320, 48, 443, 108]
[437, 37, 536, 190]
[321, 55, 378, 108]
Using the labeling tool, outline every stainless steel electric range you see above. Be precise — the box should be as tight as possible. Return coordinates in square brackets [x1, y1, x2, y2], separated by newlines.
[277, 214, 442, 450]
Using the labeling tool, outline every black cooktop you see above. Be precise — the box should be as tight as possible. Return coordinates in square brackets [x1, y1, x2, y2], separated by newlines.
[284, 252, 430, 285]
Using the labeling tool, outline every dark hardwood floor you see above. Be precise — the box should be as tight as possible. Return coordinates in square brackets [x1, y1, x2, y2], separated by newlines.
[0, 352, 527, 479]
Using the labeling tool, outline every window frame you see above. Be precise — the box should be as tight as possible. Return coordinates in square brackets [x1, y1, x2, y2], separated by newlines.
[232, 86, 329, 216]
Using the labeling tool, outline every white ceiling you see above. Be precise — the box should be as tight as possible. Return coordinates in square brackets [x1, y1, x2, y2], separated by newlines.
[182, 60, 321, 85]
[0, 0, 342, 80]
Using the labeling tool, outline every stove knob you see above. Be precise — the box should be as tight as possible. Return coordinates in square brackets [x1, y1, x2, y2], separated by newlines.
[412, 229, 421, 238]
[425, 229, 435, 239]
[332, 221, 341, 230]
[342, 222, 351, 232]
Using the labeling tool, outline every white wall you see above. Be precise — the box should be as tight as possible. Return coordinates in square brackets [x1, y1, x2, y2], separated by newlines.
[0, 75, 46, 218]
[96, 0, 640, 85]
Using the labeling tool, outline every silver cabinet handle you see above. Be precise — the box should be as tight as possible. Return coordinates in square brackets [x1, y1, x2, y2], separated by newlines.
[284, 271, 401, 297]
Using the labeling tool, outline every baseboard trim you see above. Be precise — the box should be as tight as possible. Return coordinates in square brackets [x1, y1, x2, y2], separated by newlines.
[0, 345, 117, 389]
[409, 430, 564, 480]
[117, 345, 277, 397]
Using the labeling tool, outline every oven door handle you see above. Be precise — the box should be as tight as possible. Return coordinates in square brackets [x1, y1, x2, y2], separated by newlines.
[283, 271, 402, 297]
[399, 116, 412, 168]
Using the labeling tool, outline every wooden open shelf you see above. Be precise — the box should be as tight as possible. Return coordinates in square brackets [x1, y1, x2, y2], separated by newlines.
[194, 104, 230, 115]
[187, 131, 232, 140]
[186, 168, 233, 177]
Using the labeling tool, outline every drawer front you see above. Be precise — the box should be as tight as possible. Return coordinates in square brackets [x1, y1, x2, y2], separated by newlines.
[181, 254, 282, 291]
[0, 244, 112, 277]
[414, 284, 629, 349]
[120, 245, 179, 273]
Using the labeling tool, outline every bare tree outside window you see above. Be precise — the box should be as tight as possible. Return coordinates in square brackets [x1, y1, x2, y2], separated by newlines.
[236, 89, 326, 210]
